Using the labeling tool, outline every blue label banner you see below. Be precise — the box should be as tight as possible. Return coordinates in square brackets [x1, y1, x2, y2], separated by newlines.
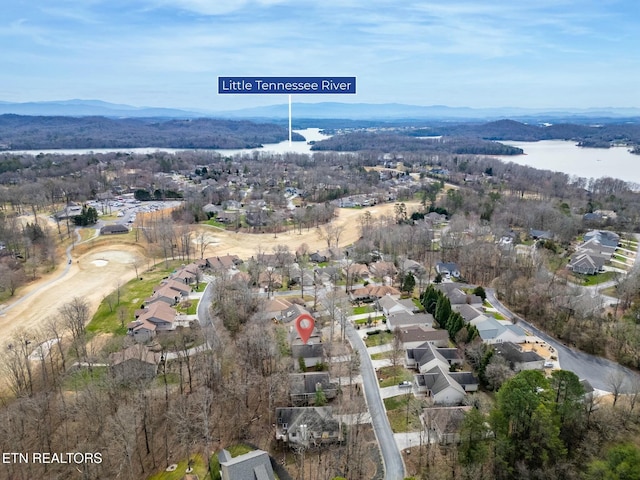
[218, 76, 356, 94]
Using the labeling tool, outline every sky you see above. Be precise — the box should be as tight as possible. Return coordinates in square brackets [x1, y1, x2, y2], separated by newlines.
[1, 0, 639, 111]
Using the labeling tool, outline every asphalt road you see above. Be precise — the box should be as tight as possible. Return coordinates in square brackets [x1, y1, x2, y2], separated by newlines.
[486, 288, 640, 393]
[344, 321, 406, 480]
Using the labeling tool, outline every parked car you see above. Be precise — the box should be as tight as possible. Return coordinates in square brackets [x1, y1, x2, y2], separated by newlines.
[398, 381, 412, 388]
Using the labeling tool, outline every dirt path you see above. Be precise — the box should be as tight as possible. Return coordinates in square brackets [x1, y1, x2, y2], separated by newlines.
[0, 201, 420, 343]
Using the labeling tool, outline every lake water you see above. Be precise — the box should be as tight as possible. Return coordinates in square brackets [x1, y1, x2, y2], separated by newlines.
[495, 140, 640, 186]
[7, 132, 639, 186]
[3, 128, 329, 156]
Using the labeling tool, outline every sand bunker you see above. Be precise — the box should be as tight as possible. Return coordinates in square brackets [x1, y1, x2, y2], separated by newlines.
[91, 259, 109, 267]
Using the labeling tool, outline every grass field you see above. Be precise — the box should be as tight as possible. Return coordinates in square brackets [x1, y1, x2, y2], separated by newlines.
[384, 395, 425, 433]
[352, 305, 375, 315]
[63, 366, 109, 390]
[574, 271, 617, 286]
[176, 298, 199, 315]
[364, 331, 393, 347]
[378, 365, 414, 388]
[86, 261, 183, 335]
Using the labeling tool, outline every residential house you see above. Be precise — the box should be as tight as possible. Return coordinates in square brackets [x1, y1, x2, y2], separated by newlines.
[126, 319, 156, 343]
[216, 212, 238, 224]
[424, 211, 448, 225]
[109, 344, 160, 382]
[309, 251, 328, 263]
[397, 325, 449, 349]
[401, 259, 425, 276]
[529, 229, 554, 240]
[205, 254, 243, 272]
[289, 372, 338, 406]
[343, 263, 371, 282]
[567, 252, 607, 275]
[579, 238, 617, 257]
[275, 407, 342, 448]
[583, 230, 620, 248]
[446, 288, 483, 308]
[494, 342, 545, 371]
[279, 303, 310, 324]
[258, 271, 283, 291]
[128, 301, 177, 342]
[469, 315, 526, 344]
[377, 295, 414, 317]
[452, 304, 484, 323]
[406, 341, 462, 373]
[171, 263, 199, 285]
[449, 372, 479, 392]
[291, 327, 324, 368]
[260, 297, 293, 321]
[350, 285, 401, 303]
[386, 312, 434, 332]
[435, 262, 461, 279]
[369, 261, 398, 279]
[218, 449, 275, 480]
[422, 406, 472, 444]
[414, 365, 467, 405]
[202, 203, 223, 216]
[146, 279, 191, 306]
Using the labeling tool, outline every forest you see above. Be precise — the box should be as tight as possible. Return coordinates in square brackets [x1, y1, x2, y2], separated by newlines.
[407, 119, 640, 147]
[313, 119, 640, 153]
[0, 115, 305, 150]
[310, 132, 524, 155]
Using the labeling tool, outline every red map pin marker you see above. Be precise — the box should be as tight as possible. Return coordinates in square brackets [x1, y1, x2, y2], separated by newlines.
[295, 313, 315, 345]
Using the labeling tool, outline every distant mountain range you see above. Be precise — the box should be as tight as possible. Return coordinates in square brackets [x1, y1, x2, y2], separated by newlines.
[0, 99, 203, 118]
[1, 99, 639, 122]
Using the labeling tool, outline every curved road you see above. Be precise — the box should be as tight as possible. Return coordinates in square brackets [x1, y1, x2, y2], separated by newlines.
[486, 288, 640, 393]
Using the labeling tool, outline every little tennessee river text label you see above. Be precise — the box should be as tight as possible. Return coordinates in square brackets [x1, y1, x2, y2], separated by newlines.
[218, 76, 356, 94]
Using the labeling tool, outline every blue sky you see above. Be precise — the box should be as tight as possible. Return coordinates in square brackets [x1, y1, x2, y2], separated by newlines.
[1, 0, 638, 111]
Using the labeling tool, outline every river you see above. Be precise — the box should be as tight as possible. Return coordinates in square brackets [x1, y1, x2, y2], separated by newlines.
[495, 140, 640, 186]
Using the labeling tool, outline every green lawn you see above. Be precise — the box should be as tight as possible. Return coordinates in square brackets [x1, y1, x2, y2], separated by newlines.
[205, 218, 227, 228]
[63, 366, 109, 390]
[378, 366, 414, 388]
[176, 298, 199, 315]
[364, 331, 393, 347]
[574, 271, 617, 286]
[412, 298, 424, 311]
[147, 454, 213, 480]
[87, 261, 183, 335]
[194, 282, 208, 292]
[226, 444, 253, 457]
[147, 444, 253, 480]
[370, 351, 392, 360]
[353, 305, 375, 315]
[384, 395, 424, 433]
[78, 227, 97, 242]
[620, 241, 638, 252]
[354, 315, 384, 325]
